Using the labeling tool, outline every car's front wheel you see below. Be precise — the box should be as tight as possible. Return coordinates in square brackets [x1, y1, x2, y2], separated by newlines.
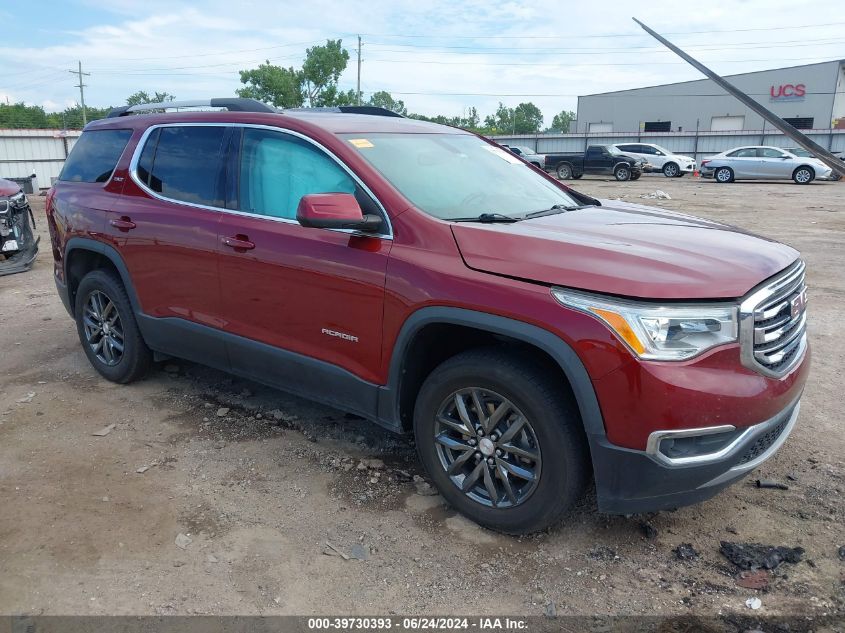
[413, 348, 589, 534]
[793, 166, 814, 184]
[662, 162, 679, 177]
[614, 165, 631, 181]
[75, 270, 152, 383]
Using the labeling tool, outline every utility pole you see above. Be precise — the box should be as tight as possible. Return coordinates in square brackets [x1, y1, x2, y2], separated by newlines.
[68, 61, 90, 125]
[356, 35, 362, 106]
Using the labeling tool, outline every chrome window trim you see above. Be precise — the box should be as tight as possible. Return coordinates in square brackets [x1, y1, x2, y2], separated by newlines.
[127, 121, 393, 240]
[738, 259, 807, 378]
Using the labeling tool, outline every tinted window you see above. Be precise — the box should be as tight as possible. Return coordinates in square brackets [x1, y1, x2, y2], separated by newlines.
[728, 148, 758, 158]
[615, 144, 637, 153]
[238, 128, 356, 219]
[59, 129, 132, 183]
[142, 126, 226, 207]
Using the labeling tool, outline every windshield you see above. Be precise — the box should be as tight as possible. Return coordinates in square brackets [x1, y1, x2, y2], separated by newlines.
[511, 145, 536, 155]
[342, 133, 581, 220]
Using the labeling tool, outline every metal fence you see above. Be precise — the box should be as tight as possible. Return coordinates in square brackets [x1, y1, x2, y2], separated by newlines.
[0, 129, 81, 191]
[490, 129, 845, 161]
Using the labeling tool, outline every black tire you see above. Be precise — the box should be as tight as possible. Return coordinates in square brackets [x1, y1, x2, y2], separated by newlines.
[614, 165, 631, 181]
[571, 173, 583, 179]
[714, 166, 734, 183]
[556, 163, 573, 179]
[413, 347, 589, 534]
[675, 172, 686, 177]
[792, 166, 814, 185]
[75, 269, 152, 383]
[662, 162, 679, 178]
[630, 173, 641, 181]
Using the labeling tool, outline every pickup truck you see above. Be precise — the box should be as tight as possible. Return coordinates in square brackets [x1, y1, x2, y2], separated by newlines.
[545, 145, 645, 181]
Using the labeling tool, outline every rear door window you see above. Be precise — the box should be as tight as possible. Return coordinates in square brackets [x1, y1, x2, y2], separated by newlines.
[59, 129, 132, 183]
[137, 126, 227, 207]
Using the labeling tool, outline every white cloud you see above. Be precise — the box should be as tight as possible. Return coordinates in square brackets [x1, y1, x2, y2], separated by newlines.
[2, 0, 843, 124]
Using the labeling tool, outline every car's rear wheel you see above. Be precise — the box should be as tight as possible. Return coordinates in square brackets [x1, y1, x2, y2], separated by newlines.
[413, 348, 589, 534]
[662, 162, 679, 177]
[792, 166, 814, 184]
[75, 270, 151, 383]
[556, 163, 573, 179]
[715, 167, 734, 183]
[614, 165, 631, 181]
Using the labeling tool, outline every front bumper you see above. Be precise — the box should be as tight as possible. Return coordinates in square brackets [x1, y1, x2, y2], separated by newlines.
[592, 396, 801, 514]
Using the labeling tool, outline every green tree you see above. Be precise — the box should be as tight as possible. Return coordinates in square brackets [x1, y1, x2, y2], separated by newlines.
[483, 102, 543, 134]
[548, 109, 576, 133]
[126, 91, 176, 106]
[301, 39, 350, 106]
[367, 91, 407, 115]
[237, 60, 303, 108]
[0, 102, 49, 128]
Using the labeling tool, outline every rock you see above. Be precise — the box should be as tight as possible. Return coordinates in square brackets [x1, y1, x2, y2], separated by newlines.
[206, 554, 219, 563]
[364, 458, 385, 470]
[174, 533, 192, 550]
[745, 597, 762, 610]
[92, 423, 116, 437]
[414, 480, 438, 496]
[674, 543, 699, 561]
[173, 560, 185, 567]
[639, 190, 671, 200]
[356, 461, 369, 471]
[720, 541, 804, 570]
[16, 392, 36, 404]
[349, 544, 370, 561]
[136, 465, 150, 474]
[216, 407, 229, 417]
[214, 441, 226, 450]
[544, 602, 556, 618]
[838, 545, 845, 561]
[639, 521, 658, 540]
[102, 496, 109, 502]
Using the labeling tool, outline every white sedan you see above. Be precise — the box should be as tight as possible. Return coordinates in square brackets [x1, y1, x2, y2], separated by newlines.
[610, 143, 696, 177]
[700, 146, 833, 184]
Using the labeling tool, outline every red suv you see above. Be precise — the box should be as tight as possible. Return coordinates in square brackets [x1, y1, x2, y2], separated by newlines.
[47, 98, 809, 534]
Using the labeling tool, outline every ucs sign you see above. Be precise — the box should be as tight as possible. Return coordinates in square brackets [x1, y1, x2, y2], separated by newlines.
[770, 84, 806, 100]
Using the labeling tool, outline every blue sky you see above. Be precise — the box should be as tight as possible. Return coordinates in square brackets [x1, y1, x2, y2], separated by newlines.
[2, 0, 843, 124]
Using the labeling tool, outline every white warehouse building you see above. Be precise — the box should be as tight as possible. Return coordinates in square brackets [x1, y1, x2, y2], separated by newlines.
[576, 59, 845, 134]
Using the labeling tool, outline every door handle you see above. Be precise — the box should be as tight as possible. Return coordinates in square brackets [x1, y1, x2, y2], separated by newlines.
[222, 235, 255, 251]
[109, 216, 136, 232]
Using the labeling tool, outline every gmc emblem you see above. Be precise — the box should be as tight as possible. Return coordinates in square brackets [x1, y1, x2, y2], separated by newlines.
[790, 289, 807, 319]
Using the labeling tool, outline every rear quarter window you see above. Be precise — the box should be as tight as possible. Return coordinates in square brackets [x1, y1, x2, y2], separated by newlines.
[59, 129, 133, 183]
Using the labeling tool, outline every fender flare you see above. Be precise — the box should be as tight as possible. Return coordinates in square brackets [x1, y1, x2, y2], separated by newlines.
[64, 237, 142, 314]
[377, 306, 606, 442]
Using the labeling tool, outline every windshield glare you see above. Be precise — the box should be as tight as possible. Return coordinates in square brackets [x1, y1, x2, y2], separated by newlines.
[343, 133, 581, 220]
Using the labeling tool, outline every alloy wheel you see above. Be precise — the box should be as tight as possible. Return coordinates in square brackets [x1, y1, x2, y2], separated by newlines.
[616, 167, 630, 181]
[716, 168, 732, 183]
[433, 388, 541, 508]
[82, 290, 125, 366]
[795, 169, 812, 184]
[663, 163, 679, 177]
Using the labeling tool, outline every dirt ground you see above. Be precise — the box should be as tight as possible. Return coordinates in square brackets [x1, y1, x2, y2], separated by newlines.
[1, 175, 843, 619]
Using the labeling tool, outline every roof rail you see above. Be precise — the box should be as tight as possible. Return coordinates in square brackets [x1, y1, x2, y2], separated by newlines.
[284, 106, 405, 118]
[107, 98, 275, 118]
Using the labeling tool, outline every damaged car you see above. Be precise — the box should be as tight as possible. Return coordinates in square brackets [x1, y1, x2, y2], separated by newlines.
[0, 177, 39, 275]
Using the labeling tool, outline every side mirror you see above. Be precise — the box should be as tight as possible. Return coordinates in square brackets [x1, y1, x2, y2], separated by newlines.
[296, 193, 382, 232]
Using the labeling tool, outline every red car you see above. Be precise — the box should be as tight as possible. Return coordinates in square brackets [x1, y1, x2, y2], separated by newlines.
[47, 99, 809, 533]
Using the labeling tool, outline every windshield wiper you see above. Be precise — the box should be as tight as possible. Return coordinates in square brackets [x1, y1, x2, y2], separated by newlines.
[450, 213, 521, 223]
[524, 204, 589, 219]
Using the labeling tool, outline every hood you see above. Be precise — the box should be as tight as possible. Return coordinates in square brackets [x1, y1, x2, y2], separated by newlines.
[0, 178, 21, 197]
[450, 200, 798, 299]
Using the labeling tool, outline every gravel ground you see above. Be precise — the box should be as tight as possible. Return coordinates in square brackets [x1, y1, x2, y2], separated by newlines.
[0, 176, 843, 618]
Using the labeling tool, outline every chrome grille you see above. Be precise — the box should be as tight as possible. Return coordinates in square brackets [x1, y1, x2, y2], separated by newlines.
[740, 260, 807, 377]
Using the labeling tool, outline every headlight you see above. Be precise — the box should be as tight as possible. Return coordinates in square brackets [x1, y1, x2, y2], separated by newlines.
[552, 288, 738, 361]
[10, 191, 27, 207]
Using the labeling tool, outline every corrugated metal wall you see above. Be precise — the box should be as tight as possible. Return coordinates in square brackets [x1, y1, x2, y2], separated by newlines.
[492, 129, 845, 160]
[0, 129, 81, 190]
